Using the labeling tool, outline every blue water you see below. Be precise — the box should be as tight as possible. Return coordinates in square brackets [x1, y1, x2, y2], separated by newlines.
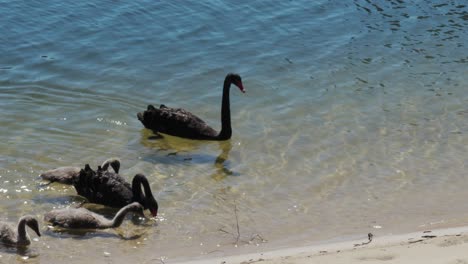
[1, 0, 467, 262]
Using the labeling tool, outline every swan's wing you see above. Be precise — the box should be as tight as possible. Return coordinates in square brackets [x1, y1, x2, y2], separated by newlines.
[0, 222, 17, 244]
[138, 105, 218, 138]
[73, 167, 133, 208]
[95, 171, 133, 207]
[44, 208, 101, 229]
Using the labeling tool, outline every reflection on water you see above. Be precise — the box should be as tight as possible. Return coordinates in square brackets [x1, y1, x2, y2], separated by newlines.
[140, 129, 239, 180]
[31, 193, 84, 208]
[44, 228, 121, 240]
[212, 141, 239, 180]
[0, 245, 40, 260]
[139, 129, 208, 156]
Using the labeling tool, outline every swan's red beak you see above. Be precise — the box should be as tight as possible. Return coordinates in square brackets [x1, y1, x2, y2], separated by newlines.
[235, 81, 245, 93]
[150, 209, 158, 217]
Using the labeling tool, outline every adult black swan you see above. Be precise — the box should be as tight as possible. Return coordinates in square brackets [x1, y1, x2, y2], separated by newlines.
[0, 216, 41, 246]
[40, 158, 120, 185]
[44, 202, 144, 229]
[137, 73, 245, 140]
[73, 165, 158, 217]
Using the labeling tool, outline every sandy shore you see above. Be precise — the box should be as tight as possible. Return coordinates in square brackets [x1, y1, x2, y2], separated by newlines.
[175, 226, 468, 264]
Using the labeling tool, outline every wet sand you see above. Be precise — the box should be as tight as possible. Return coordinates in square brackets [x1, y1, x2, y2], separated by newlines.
[176, 226, 468, 264]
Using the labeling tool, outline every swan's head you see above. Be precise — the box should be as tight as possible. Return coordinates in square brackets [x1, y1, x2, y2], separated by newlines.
[128, 202, 145, 217]
[132, 174, 159, 217]
[24, 216, 41, 237]
[228, 73, 245, 93]
[148, 197, 159, 217]
[137, 105, 157, 129]
[101, 158, 121, 174]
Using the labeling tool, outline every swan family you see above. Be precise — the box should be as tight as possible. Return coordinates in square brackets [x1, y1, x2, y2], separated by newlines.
[2, 73, 245, 249]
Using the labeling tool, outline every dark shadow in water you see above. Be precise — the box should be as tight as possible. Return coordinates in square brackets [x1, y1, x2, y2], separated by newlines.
[44, 227, 120, 239]
[148, 134, 164, 140]
[139, 129, 239, 179]
[139, 129, 205, 151]
[31, 193, 86, 206]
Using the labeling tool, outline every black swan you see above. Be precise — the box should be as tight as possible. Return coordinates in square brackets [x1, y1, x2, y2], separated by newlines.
[0, 216, 41, 246]
[40, 158, 120, 184]
[73, 165, 158, 217]
[44, 202, 144, 229]
[137, 73, 245, 140]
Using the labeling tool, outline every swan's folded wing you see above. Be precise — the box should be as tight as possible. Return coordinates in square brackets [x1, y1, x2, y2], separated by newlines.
[0, 223, 17, 244]
[97, 171, 133, 207]
[73, 165, 134, 209]
[40, 166, 80, 184]
[44, 208, 100, 228]
[139, 106, 218, 138]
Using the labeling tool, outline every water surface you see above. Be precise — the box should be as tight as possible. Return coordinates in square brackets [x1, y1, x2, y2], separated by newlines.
[1, 0, 467, 263]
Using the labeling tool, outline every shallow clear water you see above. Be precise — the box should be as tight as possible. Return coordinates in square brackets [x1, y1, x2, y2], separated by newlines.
[1, 0, 467, 262]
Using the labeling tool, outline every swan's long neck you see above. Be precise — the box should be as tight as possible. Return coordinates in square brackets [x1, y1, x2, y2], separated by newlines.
[108, 206, 133, 228]
[217, 78, 232, 140]
[132, 174, 154, 206]
[17, 218, 30, 245]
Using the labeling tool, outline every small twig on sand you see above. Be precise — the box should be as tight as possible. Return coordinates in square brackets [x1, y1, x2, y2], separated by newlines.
[249, 233, 267, 244]
[217, 202, 241, 244]
[354, 233, 374, 247]
[234, 203, 240, 244]
[218, 202, 267, 246]
[408, 239, 424, 244]
[218, 228, 231, 235]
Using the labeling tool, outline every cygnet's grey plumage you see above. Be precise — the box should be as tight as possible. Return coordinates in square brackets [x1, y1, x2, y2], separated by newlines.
[0, 216, 41, 246]
[40, 158, 120, 184]
[44, 202, 144, 229]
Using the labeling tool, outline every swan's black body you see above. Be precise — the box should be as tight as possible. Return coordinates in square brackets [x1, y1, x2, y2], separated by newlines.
[73, 165, 158, 217]
[137, 73, 245, 140]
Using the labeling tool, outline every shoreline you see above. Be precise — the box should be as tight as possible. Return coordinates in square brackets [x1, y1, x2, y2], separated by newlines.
[173, 225, 468, 264]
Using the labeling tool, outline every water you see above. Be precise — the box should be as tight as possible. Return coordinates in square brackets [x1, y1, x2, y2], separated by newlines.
[1, 0, 467, 262]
